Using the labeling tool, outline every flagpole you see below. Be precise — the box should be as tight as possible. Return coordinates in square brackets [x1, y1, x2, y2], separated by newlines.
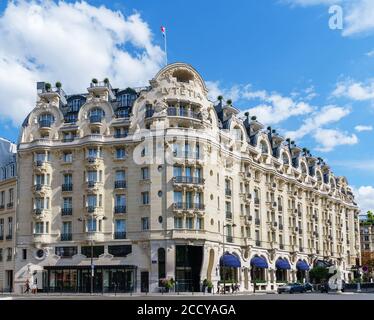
[164, 29, 168, 66]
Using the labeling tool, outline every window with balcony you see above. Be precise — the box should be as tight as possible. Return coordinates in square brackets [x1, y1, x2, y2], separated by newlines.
[114, 127, 128, 138]
[115, 194, 126, 213]
[62, 197, 73, 215]
[114, 219, 126, 239]
[38, 113, 55, 128]
[89, 108, 105, 123]
[115, 170, 126, 188]
[61, 222, 72, 241]
[141, 217, 149, 231]
[62, 174, 73, 191]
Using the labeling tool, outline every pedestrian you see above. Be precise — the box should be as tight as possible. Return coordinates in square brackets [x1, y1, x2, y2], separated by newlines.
[216, 281, 220, 294]
[24, 279, 30, 294]
[31, 282, 37, 294]
[231, 283, 234, 293]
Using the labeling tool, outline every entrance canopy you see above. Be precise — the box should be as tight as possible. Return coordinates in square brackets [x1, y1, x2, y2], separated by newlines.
[220, 253, 241, 268]
[296, 260, 310, 271]
[276, 258, 291, 270]
[250, 256, 268, 269]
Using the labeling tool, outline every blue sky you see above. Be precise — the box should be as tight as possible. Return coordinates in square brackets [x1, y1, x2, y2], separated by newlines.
[0, 0, 373, 212]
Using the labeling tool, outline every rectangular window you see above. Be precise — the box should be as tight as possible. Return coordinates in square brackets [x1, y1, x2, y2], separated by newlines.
[9, 188, 14, 204]
[116, 148, 126, 159]
[81, 246, 104, 258]
[34, 222, 44, 234]
[86, 218, 97, 232]
[173, 166, 182, 177]
[141, 217, 149, 231]
[0, 219, 3, 237]
[174, 217, 183, 229]
[141, 192, 149, 205]
[116, 170, 126, 181]
[186, 217, 193, 229]
[63, 197, 72, 209]
[0, 249, 2, 262]
[55, 246, 77, 258]
[87, 195, 97, 207]
[22, 249, 27, 260]
[7, 217, 12, 237]
[63, 152, 73, 163]
[115, 194, 126, 206]
[0, 191, 4, 206]
[196, 217, 203, 230]
[62, 221, 72, 234]
[141, 167, 149, 180]
[108, 245, 132, 257]
[174, 191, 182, 204]
[115, 219, 126, 233]
[63, 174, 73, 184]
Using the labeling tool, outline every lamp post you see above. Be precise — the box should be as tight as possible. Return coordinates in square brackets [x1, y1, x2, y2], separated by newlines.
[222, 223, 236, 295]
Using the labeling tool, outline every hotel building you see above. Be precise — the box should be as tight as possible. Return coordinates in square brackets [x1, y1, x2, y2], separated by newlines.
[13, 63, 360, 293]
[0, 138, 17, 292]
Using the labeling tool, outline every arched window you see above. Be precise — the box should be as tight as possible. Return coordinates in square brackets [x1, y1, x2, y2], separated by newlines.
[158, 248, 166, 285]
[38, 113, 55, 127]
[301, 162, 308, 175]
[89, 108, 105, 122]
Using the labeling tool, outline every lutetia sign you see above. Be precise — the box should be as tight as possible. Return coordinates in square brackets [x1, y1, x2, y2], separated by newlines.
[160, 86, 203, 100]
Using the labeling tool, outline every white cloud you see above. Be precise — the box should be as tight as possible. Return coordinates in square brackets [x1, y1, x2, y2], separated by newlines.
[284, 0, 374, 37]
[355, 125, 373, 132]
[285, 105, 357, 152]
[366, 50, 374, 57]
[332, 79, 374, 101]
[0, 0, 164, 124]
[352, 185, 374, 214]
[313, 128, 358, 152]
[207, 82, 314, 125]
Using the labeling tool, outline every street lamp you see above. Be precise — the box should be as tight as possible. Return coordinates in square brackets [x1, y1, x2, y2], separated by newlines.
[78, 216, 107, 295]
[222, 223, 236, 295]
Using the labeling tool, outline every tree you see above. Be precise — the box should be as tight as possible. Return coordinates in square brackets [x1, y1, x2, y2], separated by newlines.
[309, 266, 329, 283]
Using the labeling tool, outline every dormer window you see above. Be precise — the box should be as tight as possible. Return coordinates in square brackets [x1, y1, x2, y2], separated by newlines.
[119, 93, 136, 108]
[260, 141, 268, 154]
[68, 98, 83, 112]
[38, 113, 54, 128]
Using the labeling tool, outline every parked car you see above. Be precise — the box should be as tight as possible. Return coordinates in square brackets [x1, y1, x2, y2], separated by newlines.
[303, 282, 314, 292]
[278, 283, 306, 294]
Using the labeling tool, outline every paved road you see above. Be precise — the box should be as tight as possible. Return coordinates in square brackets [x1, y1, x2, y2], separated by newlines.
[1, 292, 373, 300]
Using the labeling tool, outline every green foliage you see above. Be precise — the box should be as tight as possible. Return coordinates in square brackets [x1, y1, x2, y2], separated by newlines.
[309, 266, 329, 283]
[55, 81, 62, 88]
[45, 82, 51, 91]
[91, 78, 98, 84]
[362, 211, 374, 225]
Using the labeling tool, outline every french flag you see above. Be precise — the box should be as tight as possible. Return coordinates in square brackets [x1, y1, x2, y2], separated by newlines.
[161, 26, 166, 37]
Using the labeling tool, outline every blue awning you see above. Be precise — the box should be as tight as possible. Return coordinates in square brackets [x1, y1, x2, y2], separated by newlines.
[276, 258, 291, 270]
[220, 253, 241, 268]
[250, 256, 268, 269]
[296, 260, 310, 271]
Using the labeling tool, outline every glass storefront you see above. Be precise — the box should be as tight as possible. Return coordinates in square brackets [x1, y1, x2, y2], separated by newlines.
[44, 266, 137, 293]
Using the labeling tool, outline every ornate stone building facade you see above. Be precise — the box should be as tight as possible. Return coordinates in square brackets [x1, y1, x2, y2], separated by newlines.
[14, 63, 360, 293]
[0, 138, 16, 292]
